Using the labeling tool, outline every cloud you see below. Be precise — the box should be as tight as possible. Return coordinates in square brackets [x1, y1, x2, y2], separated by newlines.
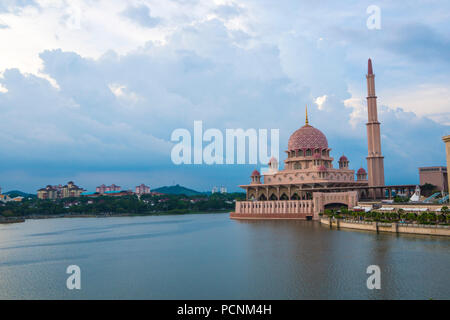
[385, 23, 450, 63]
[0, 0, 36, 13]
[121, 4, 161, 28]
[315, 95, 327, 110]
[0, 0, 449, 192]
[214, 4, 242, 19]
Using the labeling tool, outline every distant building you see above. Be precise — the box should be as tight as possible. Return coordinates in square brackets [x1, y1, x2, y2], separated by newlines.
[81, 190, 133, 198]
[61, 181, 85, 198]
[96, 184, 121, 194]
[419, 166, 448, 192]
[103, 190, 133, 197]
[38, 185, 59, 200]
[0, 194, 22, 203]
[212, 186, 227, 194]
[135, 184, 151, 195]
[37, 181, 85, 199]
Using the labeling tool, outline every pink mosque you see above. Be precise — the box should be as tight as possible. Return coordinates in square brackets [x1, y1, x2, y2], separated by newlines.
[231, 59, 414, 221]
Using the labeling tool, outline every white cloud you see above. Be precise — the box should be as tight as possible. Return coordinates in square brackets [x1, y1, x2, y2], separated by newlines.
[381, 84, 450, 125]
[315, 94, 327, 110]
[108, 83, 140, 104]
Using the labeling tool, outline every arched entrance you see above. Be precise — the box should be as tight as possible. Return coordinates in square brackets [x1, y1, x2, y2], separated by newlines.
[359, 190, 368, 200]
[324, 203, 348, 211]
[269, 193, 278, 201]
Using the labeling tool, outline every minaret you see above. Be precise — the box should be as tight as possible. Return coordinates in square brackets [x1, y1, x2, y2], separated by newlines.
[366, 58, 385, 188]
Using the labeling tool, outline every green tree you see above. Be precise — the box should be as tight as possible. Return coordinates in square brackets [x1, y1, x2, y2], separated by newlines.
[420, 183, 438, 198]
[2, 210, 14, 217]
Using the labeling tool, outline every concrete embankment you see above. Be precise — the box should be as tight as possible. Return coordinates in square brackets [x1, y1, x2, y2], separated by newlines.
[0, 217, 25, 224]
[321, 218, 450, 237]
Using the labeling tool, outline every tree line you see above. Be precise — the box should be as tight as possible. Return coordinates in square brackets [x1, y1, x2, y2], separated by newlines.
[322, 206, 450, 225]
[0, 193, 246, 217]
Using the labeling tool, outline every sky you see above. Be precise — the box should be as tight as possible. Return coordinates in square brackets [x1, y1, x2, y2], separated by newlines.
[0, 0, 449, 193]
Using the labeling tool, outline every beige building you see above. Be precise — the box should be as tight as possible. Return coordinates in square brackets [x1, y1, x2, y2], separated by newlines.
[37, 181, 85, 200]
[37, 185, 59, 200]
[61, 181, 85, 198]
[419, 166, 448, 192]
[443, 135, 450, 194]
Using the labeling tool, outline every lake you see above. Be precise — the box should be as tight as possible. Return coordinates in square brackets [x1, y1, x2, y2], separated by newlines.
[0, 213, 449, 299]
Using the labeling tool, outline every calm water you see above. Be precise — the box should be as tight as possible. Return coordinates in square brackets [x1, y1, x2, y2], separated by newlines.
[0, 213, 449, 300]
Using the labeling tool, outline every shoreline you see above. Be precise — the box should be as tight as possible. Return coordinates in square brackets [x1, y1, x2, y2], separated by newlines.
[0, 217, 26, 224]
[0, 210, 231, 224]
[321, 217, 450, 237]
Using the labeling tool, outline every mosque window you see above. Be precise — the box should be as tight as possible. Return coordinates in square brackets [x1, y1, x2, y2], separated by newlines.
[306, 149, 312, 156]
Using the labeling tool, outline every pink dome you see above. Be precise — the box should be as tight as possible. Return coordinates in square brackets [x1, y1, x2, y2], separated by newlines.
[357, 168, 366, 174]
[318, 165, 327, 171]
[288, 124, 328, 151]
[339, 155, 348, 161]
[251, 170, 260, 176]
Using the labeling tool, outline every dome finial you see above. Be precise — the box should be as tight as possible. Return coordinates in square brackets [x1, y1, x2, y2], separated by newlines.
[305, 104, 309, 125]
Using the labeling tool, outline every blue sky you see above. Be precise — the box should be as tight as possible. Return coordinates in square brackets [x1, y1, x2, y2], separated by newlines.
[0, 0, 449, 193]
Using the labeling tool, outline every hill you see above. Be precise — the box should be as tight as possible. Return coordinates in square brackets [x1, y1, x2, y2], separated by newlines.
[152, 185, 203, 196]
[4, 190, 37, 198]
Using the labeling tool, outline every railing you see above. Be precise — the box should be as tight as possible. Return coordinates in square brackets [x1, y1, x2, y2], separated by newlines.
[236, 200, 314, 214]
[336, 218, 450, 229]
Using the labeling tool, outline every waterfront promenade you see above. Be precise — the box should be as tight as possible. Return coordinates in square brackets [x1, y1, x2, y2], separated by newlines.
[321, 218, 450, 237]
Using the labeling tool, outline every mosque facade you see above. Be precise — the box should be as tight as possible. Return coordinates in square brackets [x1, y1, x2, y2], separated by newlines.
[231, 59, 386, 220]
